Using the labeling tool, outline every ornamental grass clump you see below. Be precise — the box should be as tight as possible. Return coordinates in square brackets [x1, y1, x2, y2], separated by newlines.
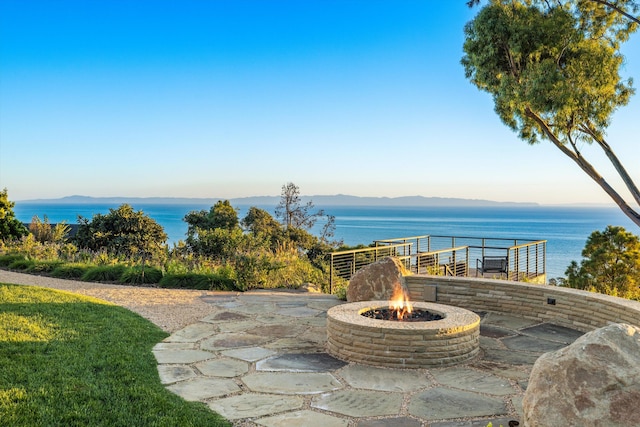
[50, 263, 93, 279]
[81, 264, 128, 282]
[26, 260, 64, 273]
[119, 265, 163, 285]
[7, 259, 34, 271]
[159, 272, 237, 291]
[0, 253, 26, 267]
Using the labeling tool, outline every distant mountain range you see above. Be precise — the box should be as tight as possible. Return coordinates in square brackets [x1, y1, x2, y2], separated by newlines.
[18, 194, 539, 207]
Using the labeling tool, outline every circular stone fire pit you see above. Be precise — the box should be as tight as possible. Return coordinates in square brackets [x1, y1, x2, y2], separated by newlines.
[326, 301, 480, 368]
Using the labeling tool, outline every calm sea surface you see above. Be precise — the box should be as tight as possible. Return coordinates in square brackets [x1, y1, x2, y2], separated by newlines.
[13, 202, 638, 279]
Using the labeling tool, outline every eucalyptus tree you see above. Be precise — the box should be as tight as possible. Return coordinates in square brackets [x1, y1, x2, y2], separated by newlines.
[462, 0, 640, 226]
[466, 1, 639, 26]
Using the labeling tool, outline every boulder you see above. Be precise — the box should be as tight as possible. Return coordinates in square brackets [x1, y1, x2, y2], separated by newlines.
[346, 256, 410, 302]
[523, 323, 640, 427]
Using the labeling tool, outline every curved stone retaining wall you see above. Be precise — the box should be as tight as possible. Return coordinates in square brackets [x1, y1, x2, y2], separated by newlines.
[405, 275, 640, 332]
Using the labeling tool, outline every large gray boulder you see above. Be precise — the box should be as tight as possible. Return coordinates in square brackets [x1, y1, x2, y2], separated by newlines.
[346, 256, 410, 302]
[523, 323, 640, 427]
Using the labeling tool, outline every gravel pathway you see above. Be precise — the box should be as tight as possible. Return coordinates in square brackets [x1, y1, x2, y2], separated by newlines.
[0, 269, 220, 333]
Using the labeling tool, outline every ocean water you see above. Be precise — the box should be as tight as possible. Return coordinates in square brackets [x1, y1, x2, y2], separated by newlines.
[13, 202, 638, 279]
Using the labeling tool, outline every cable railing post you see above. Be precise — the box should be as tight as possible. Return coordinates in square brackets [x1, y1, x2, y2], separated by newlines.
[466, 247, 470, 276]
[351, 252, 356, 278]
[535, 243, 539, 277]
[329, 253, 334, 294]
[544, 241, 547, 277]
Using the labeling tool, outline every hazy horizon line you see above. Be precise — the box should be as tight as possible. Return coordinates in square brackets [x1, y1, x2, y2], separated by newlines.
[15, 193, 617, 208]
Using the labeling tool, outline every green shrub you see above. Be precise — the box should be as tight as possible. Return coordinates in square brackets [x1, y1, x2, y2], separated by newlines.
[332, 282, 348, 301]
[159, 273, 237, 291]
[8, 259, 35, 271]
[120, 266, 163, 285]
[58, 242, 78, 261]
[75, 204, 168, 260]
[51, 263, 93, 279]
[216, 264, 236, 280]
[233, 253, 272, 291]
[26, 260, 64, 273]
[266, 258, 324, 289]
[0, 253, 26, 267]
[82, 264, 128, 282]
[163, 259, 190, 275]
[327, 276, 349, 300]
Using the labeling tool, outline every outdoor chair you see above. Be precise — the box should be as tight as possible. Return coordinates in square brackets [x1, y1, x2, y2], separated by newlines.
[476, 256, 508, 278]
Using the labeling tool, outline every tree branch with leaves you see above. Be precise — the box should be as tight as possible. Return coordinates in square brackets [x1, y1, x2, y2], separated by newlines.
[467, 0, 640, 26]
[462, 0, 640, 226]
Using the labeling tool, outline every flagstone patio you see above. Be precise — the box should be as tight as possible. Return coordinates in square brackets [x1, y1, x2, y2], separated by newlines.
[154, 291, 584, 427]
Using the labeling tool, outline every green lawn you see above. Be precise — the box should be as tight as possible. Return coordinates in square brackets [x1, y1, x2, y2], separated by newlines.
[0, 283, 231, 427]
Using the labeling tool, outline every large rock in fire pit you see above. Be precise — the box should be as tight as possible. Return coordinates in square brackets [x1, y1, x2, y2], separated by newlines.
[346, 256, 410, 303]
[523, 323, 640, 427]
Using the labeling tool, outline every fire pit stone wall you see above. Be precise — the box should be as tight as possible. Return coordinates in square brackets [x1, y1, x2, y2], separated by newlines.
[326, 301, 480, 368]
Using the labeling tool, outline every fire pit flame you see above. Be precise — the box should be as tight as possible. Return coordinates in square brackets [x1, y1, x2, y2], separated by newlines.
[389, 284, 413, 321]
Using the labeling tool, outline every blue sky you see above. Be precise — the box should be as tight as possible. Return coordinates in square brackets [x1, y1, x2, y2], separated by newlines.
[1, 0, 638, 205]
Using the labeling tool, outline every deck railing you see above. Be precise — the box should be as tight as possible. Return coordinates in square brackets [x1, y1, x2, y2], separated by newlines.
[328, 235, 546, 293]
[328, 243, 413, 292]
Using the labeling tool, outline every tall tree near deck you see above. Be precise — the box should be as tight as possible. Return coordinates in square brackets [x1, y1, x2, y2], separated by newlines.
[462, 0, 640, 227]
